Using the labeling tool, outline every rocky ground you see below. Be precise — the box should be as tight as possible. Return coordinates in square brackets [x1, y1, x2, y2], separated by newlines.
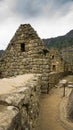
[39, 75, 73, 130]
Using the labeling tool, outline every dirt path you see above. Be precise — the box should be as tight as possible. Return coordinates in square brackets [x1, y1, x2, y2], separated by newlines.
[39, 75, 73, 130]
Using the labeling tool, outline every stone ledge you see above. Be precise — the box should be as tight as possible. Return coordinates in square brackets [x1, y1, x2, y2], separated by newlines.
[59, 97, 73, 130]
[0, 105, 20, 130]
[0, 74, 41, 130]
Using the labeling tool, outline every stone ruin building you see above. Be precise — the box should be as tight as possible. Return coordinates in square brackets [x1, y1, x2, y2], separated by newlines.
[49, 48, 65, 72]
[0, 24, 70, 92]
[61, 47, 73, 73]
[0, 24, 50, 92]
[0, 24, 72, 130]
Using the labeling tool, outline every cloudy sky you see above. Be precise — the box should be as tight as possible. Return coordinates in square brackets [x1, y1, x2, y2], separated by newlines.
[0, 0, 73, 49]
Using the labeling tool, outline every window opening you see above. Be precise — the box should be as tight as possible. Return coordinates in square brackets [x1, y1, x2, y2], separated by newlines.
[52, 65, 56, 71]
[21, 43, 25, 52]
[52, 55, 54, 59]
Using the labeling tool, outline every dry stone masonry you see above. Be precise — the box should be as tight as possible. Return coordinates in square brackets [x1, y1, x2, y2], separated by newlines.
[67, 89, 73, 120]
[48, 72, 65, 88]
[0, 24, 50, 92]
[0, 24, 69, 93]
[49, 48, 65, 72]
[0, 23, 72, 130]
[0, 74, 41, 130]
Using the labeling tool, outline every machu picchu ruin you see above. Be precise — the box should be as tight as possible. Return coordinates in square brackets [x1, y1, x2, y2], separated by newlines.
[0, 24, 73, 130]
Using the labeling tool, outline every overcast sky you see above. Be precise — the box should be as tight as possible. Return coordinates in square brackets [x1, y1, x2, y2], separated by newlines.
[0, 0, 73, 49]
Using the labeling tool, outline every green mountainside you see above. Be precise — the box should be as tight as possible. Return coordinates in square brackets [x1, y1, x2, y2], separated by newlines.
[0, 30, 73, 62]
[43, 30, 73, 50]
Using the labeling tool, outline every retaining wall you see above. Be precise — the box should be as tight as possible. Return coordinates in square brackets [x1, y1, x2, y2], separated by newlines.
[48, 72, 65, 89]
[67, 89, 73, 120]
[0, 74, 41, 130]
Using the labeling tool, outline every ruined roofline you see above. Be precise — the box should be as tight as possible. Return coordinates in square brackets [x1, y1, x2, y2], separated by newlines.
[7, 23, 49, 50]
[3, 23, 40, 49]
[6, 24, 44, 49]
[19, 23, 32, 27]
[0, 23, 49, 60]
[13, 23, 39, 37]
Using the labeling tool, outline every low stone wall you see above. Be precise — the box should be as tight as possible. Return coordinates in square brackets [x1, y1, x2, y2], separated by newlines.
[67, 89, 73, 120]
[49, 72, 65, 89]
[0, 74, 41, 130]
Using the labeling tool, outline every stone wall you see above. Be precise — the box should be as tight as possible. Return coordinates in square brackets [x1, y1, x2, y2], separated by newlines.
[49, 48, 65, 72]
[67, 89, 73, 120]
[48, 72, 65, 89]
[0, 24, 50, 92]
[0, 74, 41, 130]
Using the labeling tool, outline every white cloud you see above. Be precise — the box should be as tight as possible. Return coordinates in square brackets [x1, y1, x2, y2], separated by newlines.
[0, 16, 23, 49]
[0, 0, 73, 49]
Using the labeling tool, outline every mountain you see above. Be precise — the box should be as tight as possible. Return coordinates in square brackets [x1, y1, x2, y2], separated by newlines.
[43, 30, 73, 50]
[0, 50, 4, 58]
[0, 30, 73, 59]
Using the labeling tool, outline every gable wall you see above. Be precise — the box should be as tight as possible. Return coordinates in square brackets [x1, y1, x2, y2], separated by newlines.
[0, 24, 50, 91]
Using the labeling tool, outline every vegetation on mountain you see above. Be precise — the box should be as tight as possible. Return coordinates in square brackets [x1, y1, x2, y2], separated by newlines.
[43, 30, 73, 50]
[0, 30, 73, 60]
